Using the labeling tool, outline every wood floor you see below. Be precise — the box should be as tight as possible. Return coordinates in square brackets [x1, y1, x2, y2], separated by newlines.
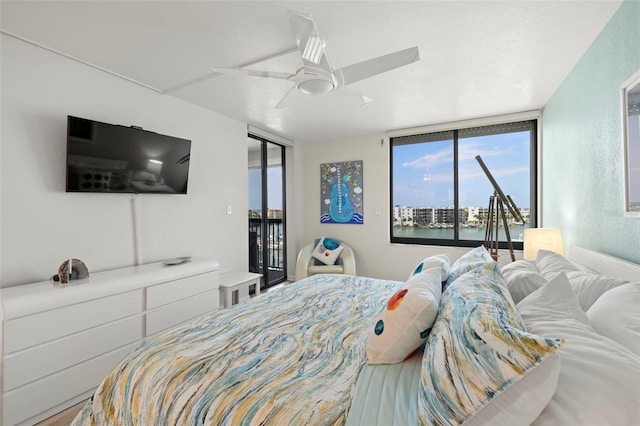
[36, 401, 85, 426]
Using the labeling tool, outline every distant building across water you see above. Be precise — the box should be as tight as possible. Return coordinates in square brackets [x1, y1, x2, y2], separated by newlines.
[392, 205, 530, 228]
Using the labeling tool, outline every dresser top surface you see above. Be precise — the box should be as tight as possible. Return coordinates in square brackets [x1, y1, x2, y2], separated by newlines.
[0, 258, 219, 320]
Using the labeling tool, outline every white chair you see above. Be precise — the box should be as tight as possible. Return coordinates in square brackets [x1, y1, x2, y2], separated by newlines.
[295, 241, 356, 280]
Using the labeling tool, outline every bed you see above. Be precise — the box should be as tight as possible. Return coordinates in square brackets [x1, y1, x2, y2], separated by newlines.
[72, 245, 640, 426]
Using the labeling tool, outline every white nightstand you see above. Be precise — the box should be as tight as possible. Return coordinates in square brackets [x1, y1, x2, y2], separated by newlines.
[219, 271, 262, 308]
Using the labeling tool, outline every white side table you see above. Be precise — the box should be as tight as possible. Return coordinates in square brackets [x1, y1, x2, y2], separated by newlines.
[219, 271, 262, 308]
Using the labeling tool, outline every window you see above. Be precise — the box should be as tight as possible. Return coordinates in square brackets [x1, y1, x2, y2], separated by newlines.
[390, 119, 537, 249]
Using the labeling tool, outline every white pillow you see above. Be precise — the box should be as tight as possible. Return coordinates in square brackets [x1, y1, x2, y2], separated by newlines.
[534, 250, 627, 310]
[517, 272, 590, 326]
[587, 282, 640, 356]
[311, 237, 344, 265]
[501, 259, 546, 304]
[564, 269, 627, 310]
[535, 249, 579, 278]
[517, 273, 640, 426]
[408, 253, 450, 282]
[501, 258, 540, 276]
[366, 267, 441, 364]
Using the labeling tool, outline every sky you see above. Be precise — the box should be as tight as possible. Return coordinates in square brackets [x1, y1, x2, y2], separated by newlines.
[248, 131, 533, 211]
[248, 167, 282, 210]
[392, 131, 531, 208]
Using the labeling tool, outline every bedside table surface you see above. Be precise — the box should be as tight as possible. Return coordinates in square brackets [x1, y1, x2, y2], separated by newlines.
[219, 271, 262, 288]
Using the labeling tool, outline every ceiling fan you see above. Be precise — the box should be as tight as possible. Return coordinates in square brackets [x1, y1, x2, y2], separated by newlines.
[213, 10, 420, 108]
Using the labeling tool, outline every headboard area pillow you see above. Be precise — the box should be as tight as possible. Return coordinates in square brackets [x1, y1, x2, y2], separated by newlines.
[517, 273, 640, 426]
[562, 270, 628, 311]
[502, 250, 629, 310]
[445, 245, 494, 286]
[535, 250, 628, 310]
[534, 249, 579, 277]
[419, 263, 563, 426]
[586, 282, 640, 356]
[501, 260, 546, 304]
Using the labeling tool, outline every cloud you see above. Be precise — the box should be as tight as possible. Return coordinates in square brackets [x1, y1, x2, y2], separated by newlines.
[399, 141, 510, 171]
[458, 141, 505, 162]
[396, 137, 529, 196]
[400, 147, 452, 169]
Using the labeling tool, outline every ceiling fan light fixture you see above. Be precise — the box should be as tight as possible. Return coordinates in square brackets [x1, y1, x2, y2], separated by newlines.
[297, 78, 335, 95]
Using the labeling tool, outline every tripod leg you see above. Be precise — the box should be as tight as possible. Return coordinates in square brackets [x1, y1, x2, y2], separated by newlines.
[497, 198, 515, 261]
[485, 195, 499, 261]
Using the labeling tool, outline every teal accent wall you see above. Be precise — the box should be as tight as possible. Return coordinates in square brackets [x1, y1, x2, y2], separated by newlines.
[542, 0, 640, 264]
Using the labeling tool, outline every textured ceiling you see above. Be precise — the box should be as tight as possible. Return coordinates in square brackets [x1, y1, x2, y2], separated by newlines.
[1, 1, 623, 143]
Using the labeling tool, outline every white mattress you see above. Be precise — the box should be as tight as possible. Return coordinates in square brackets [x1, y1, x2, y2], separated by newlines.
[346, 348, 422, 426]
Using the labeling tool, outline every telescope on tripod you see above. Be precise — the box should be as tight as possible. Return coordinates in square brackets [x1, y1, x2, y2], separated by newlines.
[475, 155, 525, 261]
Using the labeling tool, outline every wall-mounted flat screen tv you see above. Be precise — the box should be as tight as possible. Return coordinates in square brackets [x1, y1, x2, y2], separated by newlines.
[66, 116, 191, 194]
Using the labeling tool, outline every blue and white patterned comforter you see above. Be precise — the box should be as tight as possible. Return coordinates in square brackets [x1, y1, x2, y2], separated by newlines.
[72, 274, 401, 426]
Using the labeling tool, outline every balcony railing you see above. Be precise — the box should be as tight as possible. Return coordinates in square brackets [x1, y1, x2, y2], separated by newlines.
[249, 218, 285, 285]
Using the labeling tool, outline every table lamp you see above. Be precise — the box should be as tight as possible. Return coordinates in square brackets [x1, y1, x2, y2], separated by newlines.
[523, 228, 564, 260]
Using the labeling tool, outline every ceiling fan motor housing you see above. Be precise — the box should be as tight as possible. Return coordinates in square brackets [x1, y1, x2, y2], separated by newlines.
[297, 78, 335, 95]
[295, 66, 336, 95]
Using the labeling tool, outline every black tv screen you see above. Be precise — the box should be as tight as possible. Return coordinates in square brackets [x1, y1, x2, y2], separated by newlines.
[66, 116, 191, 194]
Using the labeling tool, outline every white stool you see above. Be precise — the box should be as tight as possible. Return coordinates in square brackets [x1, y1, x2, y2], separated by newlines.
[219, 271, 262, 308]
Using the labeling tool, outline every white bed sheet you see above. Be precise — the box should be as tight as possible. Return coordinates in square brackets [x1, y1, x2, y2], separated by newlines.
[346, 348, 422, 426]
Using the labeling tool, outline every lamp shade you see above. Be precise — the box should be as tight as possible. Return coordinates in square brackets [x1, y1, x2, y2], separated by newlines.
[523, 228, 564, 260]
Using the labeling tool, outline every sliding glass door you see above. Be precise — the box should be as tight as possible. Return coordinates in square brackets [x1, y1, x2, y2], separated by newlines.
[248, 134, 287, 289]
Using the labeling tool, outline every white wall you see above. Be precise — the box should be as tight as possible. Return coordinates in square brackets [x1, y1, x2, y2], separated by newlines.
[295, 133, 491, 282]
[1, 35, 249, 287]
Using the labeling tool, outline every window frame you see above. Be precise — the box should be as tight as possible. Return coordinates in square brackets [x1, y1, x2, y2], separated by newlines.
[389, 114, 539, 250]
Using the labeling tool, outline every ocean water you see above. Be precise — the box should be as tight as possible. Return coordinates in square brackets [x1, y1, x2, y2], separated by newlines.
[393, 225, 527, 241]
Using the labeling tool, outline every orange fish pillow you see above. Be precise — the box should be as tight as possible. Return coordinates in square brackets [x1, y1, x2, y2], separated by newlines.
[409, 253, 450, 283]
[366, 267, 442, 364]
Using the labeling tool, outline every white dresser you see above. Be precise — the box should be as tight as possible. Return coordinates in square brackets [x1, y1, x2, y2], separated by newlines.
[0, 258, 219, 426]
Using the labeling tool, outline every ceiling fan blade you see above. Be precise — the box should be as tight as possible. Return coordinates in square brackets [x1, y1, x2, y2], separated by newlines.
[275, 85, 299, 109]
[213, 67, 293, 81]
[335, 46, 420, 86]
[336, 87, 374, 107]
[287, 10, 333, 74]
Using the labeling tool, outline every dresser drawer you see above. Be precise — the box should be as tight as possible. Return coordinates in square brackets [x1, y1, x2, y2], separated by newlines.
[4, 315, 143, 391]
[3, 290, 143, 354]
[146, 271, 218, 310]
[4, 342, 138, 426]
[146, 289, 219, 336]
